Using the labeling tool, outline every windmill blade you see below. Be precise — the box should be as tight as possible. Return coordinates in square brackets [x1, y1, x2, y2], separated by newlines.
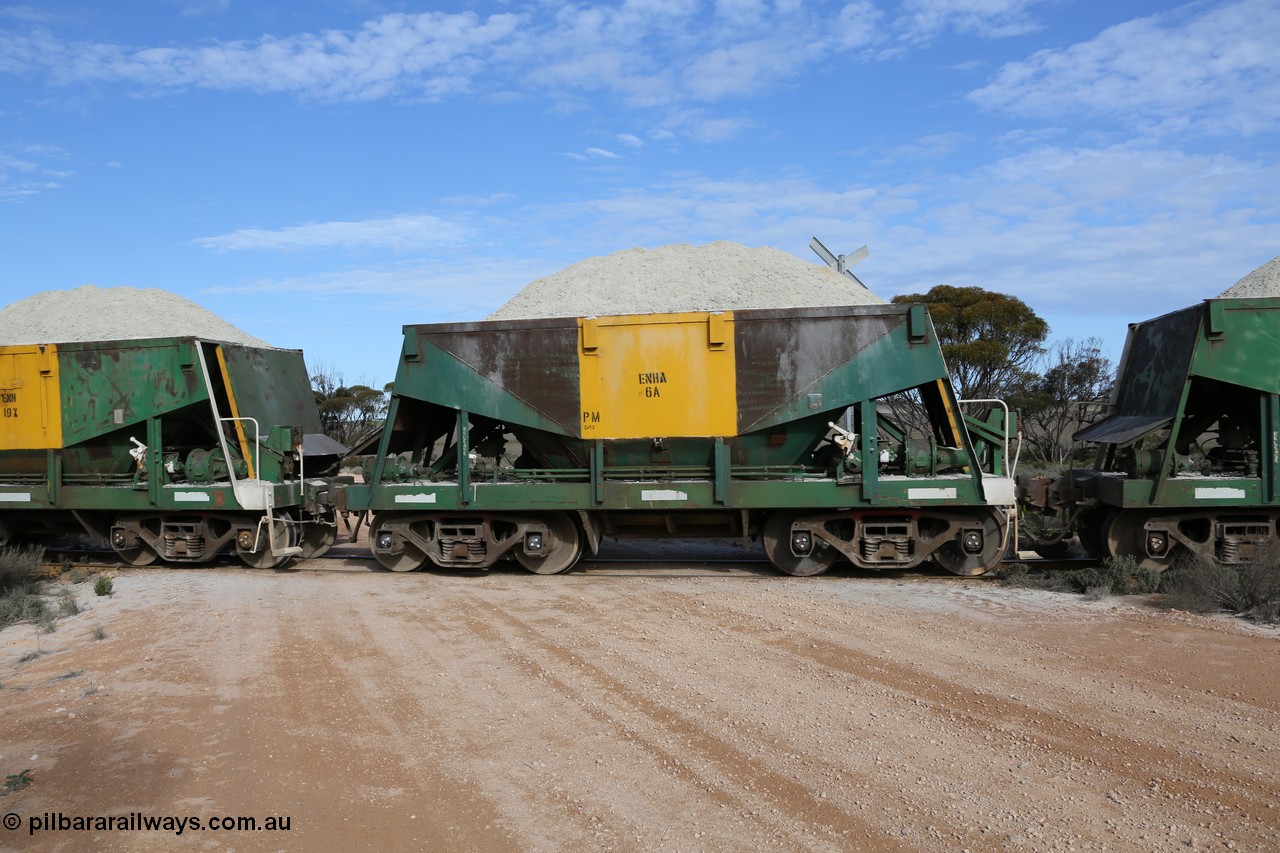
[842, 245, 869, 269]
[811, 237, 871, 288]
[809, 237, 840, 270]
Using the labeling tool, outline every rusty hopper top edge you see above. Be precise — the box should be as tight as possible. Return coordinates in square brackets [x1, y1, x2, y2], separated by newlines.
[404, 303, 915, 335]
[0, 335, 294, 353]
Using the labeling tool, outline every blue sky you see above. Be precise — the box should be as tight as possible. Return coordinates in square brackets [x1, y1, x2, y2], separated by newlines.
[1, 0, 1277, 385]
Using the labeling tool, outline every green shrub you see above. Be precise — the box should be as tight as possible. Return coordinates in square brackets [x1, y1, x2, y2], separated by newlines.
[1134, 567, 1163, 594]
[93, 576, 114, 597]
[993, 561, 1073, 592]
[1163, 550, 1280, 622]
[3, 769, 33, 794]
[1066, 567, 1104, 594]
[0, 545, 50, 630]
[0, 545, 43, 595]
[1100, 554, 1137, 593]
[58, 590, 81, 616]
[1068, 554, 1136, 595]
[0, 587, 50, 631]
[994, 562, 1031, 586]
[1084, 584, 1111, 601]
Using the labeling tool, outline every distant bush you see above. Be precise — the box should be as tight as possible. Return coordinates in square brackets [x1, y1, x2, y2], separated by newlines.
[1134, 567, 1163, 594]
[1068, 554, 1136, 595]
[1163, 549, 1280, 623]
[57, 590, 81, 616]
[1084, 584, 1111, 601]
[0, 546, 48, 630]
[994, 562, 1031, 586]
[0, 545, 42, 595]
[994, 561, 1072, 592]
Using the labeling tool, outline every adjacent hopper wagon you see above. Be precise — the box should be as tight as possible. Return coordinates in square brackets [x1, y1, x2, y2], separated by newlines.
[338, 304, 1016, 576]
[1018, 296, 1280, 568]
[0, 336, 345, 566]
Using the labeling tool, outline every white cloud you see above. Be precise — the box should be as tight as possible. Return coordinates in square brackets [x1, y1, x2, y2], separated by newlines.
[617, 133, 645, 148]
[969, 0, 1280, 136]
[0, 5, 64, 24]
[193, 214, 470, 253]
[661, 109, 756, 142]
[509, 145, 1278, 320]
[878, 131, 969, 162]
[0, 3, 892, 111]
[897, 0, 1043, 43]
[0, 142, 70, 201]
[201, 255, 562, 324]
[173, 0, 230, 17]
[683, 38, 812, 100]
[833, 1, 883, 49]
[562, 147, 623, 161]
[0, 12, 523, 101]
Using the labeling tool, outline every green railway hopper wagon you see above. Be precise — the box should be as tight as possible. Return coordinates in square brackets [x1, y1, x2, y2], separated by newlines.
[339, 305, 1016, 576]
[0, 337, 346, 567]
[1018, 297, 1280, 568]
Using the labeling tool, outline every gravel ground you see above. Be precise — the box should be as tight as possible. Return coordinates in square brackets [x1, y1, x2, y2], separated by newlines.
[488, 242, 886, 320]
[2, 557, 1276, 852]
[0, 286, 271, 347]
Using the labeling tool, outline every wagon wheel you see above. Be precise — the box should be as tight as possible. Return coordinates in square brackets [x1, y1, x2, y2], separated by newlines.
[513, 512, 583, 575]
[298, 512, 338, 559]
[110, 521, 160, 567]
[1075, 510, 1110, 560]
[1030, 540, 1071, 559]
[1104, 510, 1168, 571]
[762, 512, 837, 576]
[369, 513, 429, 572]
[932, 508, 1008, 577]
[237, 512, 298, 569]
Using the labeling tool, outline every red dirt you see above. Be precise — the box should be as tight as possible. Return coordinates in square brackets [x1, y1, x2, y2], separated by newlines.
[2, 559, 1277, 851]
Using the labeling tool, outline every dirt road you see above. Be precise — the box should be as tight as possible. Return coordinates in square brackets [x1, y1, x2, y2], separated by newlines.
[2, 554, 1277, 851]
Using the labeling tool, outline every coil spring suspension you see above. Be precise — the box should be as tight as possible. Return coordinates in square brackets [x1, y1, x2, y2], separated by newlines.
[164, 530, 204, 558]
[861, 536, 911, 563]
[439, 538, 486, 563]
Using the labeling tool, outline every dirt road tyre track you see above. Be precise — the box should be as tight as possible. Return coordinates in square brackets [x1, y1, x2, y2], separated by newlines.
[2, 565, 1277, 851]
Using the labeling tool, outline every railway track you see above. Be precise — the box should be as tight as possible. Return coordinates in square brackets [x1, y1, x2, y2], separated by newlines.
[39, 545, 1095, 579]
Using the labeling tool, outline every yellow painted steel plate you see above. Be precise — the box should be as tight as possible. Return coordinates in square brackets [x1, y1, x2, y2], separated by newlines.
[0, 344, 62, 450]
[577, 312, 737, 439]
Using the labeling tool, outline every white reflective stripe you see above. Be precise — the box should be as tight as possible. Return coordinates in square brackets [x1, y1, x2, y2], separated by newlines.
[907, 487, 958, 500]
[641, 489, 688, 501]
[0, 493, 32, 502]
[394, 493, 438, 504]
[174, 492, 211, 502]
[1194, 487, 1247, 499]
